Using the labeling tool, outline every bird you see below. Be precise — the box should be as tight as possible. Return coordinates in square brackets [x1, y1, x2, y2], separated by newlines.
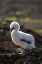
[10, 21, 35, 49]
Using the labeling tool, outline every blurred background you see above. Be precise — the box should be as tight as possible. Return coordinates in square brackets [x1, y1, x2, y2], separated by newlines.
[0, 0, 42, 34]
[0, 0, 42, 51]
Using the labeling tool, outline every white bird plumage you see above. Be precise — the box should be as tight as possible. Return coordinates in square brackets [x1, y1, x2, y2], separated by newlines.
[10, 21, 35, 49]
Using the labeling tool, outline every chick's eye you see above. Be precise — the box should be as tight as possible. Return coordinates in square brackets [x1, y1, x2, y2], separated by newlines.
[10, 27, 15, 32]
[12, 27, 15, 30]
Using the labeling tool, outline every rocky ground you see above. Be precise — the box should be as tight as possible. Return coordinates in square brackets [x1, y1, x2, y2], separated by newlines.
[0, 48, 42, 64]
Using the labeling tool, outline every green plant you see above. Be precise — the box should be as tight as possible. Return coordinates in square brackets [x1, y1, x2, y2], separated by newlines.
[15, 11, 22, 15]
[4, 17, 18, 21]
[1, 21, 7, 25]
[35, 29, 42, 34]
[24, 17, 31, 22]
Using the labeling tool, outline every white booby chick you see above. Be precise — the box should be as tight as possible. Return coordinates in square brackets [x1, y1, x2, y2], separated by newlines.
[10, 22, 35, 49]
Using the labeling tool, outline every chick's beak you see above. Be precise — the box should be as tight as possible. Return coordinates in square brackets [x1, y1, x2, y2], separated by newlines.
[9, 28, 15, 34]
